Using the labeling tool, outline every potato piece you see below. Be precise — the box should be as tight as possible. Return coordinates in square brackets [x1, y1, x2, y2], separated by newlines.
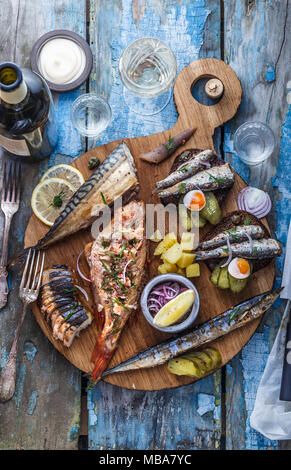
[167, 358, 200, 377]
[163, 232, 177, 249]
[176, 267, 186, 276]
[181, 232, 195, 252]
[150, 229, 163, 242]
[186, 263, 200, 278]
[163, 262, 178, 273]
[164, 243, 183, 265]
[158, 264, 168, 274]
[154, 240, 167, 256]
[177, 253, 196, 269]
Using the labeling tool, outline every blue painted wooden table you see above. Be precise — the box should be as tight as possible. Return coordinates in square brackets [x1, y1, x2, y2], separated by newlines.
[0, 0, 290, 450]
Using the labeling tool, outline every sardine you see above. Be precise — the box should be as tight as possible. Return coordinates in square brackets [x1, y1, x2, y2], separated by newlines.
[10, 142, 139, 264]
[102, 289, 282, 377]
[195, 238, 282, 260]
[158, 163, 234, 204]
[198, 224, 265, 250]
[154, 150, 216, 191]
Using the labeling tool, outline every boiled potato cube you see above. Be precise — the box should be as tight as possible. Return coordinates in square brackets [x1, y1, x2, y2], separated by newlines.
[163, 232, 177, 249]
[181, 232, 196, 252]
[176, 267, 186, 276]
[176, 253, 196, 269]
[150, 229, 163, 242]
[163, 262, 178, 273]
[186, 263, 200, 278]
[158, 264, 168, 274]
[164, 243, 183, 265]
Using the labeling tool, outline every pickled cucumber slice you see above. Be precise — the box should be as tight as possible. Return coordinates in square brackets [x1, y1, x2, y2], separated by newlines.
[167, 358, 199, 377]
[200, 191, 221, 225]
[217, 266, 230, 289]
[203, 348, 222, 368]
[153, 289, 195, 327]
[210, 264, 221, 286]
[228, 273, 249, 293]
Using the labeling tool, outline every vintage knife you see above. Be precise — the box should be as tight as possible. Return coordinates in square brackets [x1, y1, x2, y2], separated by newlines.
[279, 219, 291, 401]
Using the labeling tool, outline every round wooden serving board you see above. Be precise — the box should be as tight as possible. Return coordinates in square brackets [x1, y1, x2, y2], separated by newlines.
[25, 59, 274, 390]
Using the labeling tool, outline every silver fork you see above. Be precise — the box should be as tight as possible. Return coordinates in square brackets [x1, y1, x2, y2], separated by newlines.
[0, 160, 21, 309]
[0, 249, 45, 402]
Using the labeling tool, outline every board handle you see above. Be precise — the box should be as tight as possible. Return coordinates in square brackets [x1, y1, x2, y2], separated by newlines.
[172, 58, 242, 149]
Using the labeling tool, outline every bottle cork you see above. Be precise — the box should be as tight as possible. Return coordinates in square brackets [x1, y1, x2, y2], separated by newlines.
[205, 78, 224, 99]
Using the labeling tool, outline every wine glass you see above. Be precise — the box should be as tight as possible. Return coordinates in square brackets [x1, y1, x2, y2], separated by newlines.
[118, 38, 177, 116]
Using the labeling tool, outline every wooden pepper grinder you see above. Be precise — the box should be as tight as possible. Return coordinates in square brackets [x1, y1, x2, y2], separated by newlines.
[205, 78, 224, 100]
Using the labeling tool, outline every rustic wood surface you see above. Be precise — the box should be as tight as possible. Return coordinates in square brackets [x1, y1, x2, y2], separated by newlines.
[0, 0, 290, 450]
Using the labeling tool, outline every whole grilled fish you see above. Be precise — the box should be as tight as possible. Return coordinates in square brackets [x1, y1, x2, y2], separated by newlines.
[195, 238, 282, 260]
[10, 142, 139, 264]
[154, 149, 216, 191]
[102, 289, 281, 377]
[158, 163, 234, 204]
[87, 200, 146, 382]
[198, 224, 265, 250]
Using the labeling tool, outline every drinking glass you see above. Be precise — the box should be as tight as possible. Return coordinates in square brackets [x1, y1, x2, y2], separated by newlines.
[118, 38, 177, 116]
[234, 121, 275, 166]
[71, 94, 112, 138]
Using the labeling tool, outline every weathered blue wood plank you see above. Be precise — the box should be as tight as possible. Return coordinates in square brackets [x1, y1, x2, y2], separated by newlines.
[223, 0, 291, 450]
[0, 0, 86, 449]
[87, 0, 223, 450]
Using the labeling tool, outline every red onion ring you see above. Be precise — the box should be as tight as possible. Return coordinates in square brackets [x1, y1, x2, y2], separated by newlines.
[74, 284, 89, 302]
[238, 187, 272, 218]
[221, 235, 233, 267]
[245, 232, 253, 252]
[76, 250, 91, 283]
[147, 281, 187, 316]
[122, 259, 132, 284]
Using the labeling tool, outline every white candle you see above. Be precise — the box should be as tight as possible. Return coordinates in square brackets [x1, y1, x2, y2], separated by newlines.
[38, 38, 86, 85]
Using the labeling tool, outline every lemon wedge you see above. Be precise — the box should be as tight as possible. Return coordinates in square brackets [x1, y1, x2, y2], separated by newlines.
[31, 177, 76, 226]
[153, 289, 195, 327]
[40, 164, 84, 191]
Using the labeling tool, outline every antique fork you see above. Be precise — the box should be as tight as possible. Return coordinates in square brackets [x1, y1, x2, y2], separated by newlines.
[0, 160, 21, 309]
[0, 249, 45, 402]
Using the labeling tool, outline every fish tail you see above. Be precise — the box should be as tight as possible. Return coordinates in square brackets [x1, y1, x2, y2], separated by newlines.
[91, 344, 113, 381]
[7, 246, 37, 268]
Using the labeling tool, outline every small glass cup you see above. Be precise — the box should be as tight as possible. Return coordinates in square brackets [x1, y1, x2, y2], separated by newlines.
[71, 94, 112, 138]
[233, 121, 275, 166]
[119, 37, 177, 116]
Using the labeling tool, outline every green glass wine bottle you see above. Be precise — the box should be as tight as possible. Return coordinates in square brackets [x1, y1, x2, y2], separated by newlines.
[0, 62, 57, 161]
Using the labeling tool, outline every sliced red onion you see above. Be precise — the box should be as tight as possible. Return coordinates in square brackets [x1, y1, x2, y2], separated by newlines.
[221, 235, 233, 267]
[74, 284, 89, 302]
[76, 250, 91, 283]
[122, 259, 132, 284]
[238, 187, 272, 218]
[147, 281, 188, 317]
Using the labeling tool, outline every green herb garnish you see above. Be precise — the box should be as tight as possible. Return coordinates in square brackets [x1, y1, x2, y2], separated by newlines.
[164, 135, 174, 151]
[129, 238, 137, 245]
[115, 277, 126, 292]
[112, 298, 131, 312]
[252, 246, 258, 254]
[178, 183, 187, 194]
[228, 307, 240, 323]
[244, 216, 251, 225]
[63, 303, 78, 322]
[119, 242, 127, 258]
[208, 173, 227, 185]
[52, 190, 65, 208]
[101, 260, 110, 272]
[100, 192, 107, 205]
[64, 287, 77, 293]
[102, 240, 110, 248]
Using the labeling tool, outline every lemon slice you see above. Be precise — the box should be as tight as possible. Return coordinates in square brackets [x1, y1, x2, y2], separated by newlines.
[153, 289, 195, 327]
[40, 164, 84, 191]
[31, 177, 76, 226]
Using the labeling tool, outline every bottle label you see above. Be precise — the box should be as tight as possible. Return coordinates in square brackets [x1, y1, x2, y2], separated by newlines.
[0, 134, 30, 156]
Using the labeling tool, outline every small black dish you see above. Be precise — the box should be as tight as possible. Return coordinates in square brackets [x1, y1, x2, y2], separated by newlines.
[30, 29, 93, 93]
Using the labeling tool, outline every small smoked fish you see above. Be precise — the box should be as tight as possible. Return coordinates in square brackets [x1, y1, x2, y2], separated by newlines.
[102, 289, 282, 377]
[198, 224, 265, 250]
[195, 238, 282, 261]
[158, 163, 234, 204]
[9, 142, 139, 265]
[154, 149, 216, 191]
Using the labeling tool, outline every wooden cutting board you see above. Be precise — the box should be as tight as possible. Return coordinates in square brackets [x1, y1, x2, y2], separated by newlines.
[24, 59, 274, 391]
